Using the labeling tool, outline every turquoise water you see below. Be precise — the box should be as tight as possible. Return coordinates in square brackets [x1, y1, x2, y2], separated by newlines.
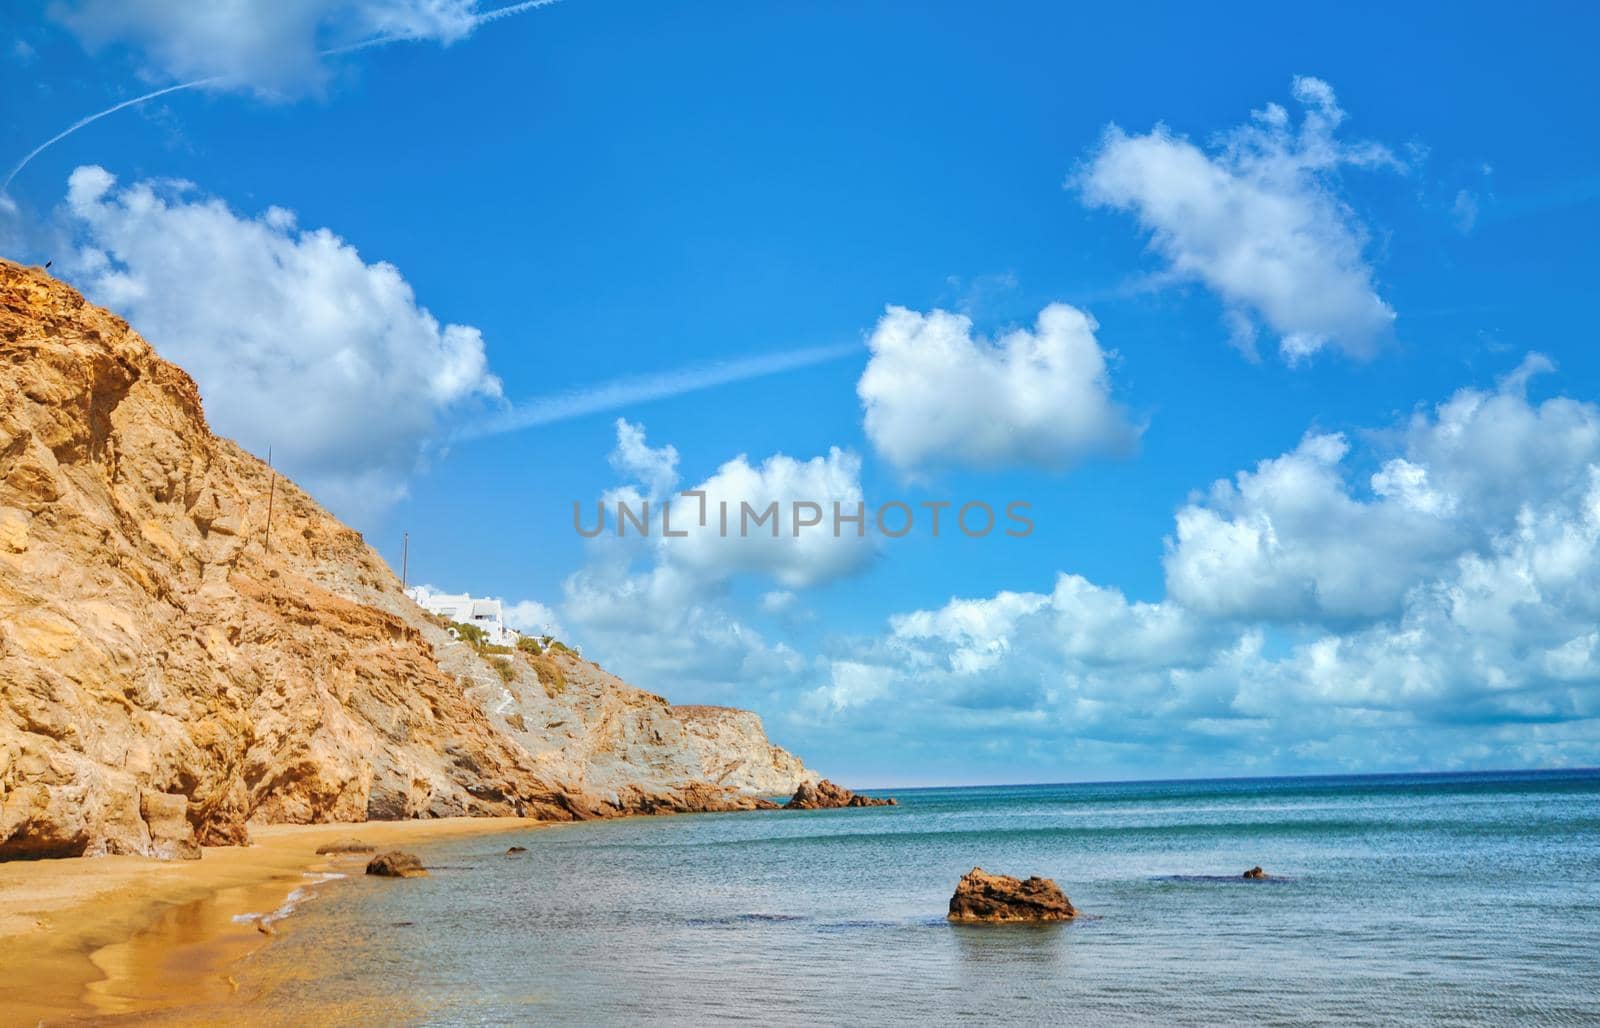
[242, 770, 1600, 1025]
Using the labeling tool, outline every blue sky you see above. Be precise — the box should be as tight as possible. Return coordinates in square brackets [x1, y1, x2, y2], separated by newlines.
[4, 1, 1599, 785]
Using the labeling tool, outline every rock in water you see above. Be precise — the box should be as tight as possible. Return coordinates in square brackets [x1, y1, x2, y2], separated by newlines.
[784, 779, 897, 809]
[947, 867, 1077, 922]
[366, 851, 428, 878]
[1243, 866, 1268, 879]
[506, 846, 527, 854]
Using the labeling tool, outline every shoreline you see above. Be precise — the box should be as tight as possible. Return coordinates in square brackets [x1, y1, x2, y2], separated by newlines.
[0, 816, 542, 1024]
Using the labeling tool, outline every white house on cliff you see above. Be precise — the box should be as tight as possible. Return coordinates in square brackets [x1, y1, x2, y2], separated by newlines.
[405, 586, 521, 647]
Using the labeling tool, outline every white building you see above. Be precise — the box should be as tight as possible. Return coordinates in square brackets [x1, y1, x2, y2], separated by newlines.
[405, 586, 521, 647]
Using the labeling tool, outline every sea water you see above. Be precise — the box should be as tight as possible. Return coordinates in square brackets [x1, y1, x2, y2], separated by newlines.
[231, 770, 1600, 1025]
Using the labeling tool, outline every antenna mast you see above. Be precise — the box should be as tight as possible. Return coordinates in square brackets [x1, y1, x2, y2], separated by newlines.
[264, 445, 276, 555]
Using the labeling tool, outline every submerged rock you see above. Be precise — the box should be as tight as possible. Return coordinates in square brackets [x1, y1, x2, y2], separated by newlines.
[784, 779, 897, 810]
[366, 851, 428, 878]
[506, 846, 527, 854]
[948, 867, 1077, 922]
[315, 839, 376, 855]
[1243, 866, 1268, 879]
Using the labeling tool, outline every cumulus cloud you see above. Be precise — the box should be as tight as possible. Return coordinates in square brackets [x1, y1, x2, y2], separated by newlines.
[1163, 432, 1467, 623]
[1164, 354, 1591, 624]
[544, 420, 870, 703]
[503, 599, 563, 638]
[858, 303, 1139, 474]
[669, 447, 872, 588]
[807, 358, 1600, 776]
[601, 419, 874, 589]
[60, 165, 500, 522]
[608, 418, 679, 501]
[1080, 76, 1398, 362]
[50, 0, 482, 96]
[560, 559, 808, 703]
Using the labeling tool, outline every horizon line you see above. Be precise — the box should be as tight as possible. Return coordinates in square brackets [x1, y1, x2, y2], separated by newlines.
[841, 764, 1599, 793]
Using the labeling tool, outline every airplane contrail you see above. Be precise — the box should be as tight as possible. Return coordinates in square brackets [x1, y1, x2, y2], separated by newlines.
[3, 78, 223, 192]
[2, 0, 561, 193]
[454, 342, 864, 441]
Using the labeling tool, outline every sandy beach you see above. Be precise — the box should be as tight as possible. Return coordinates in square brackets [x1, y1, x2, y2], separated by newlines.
[0, 817, 540, 1025]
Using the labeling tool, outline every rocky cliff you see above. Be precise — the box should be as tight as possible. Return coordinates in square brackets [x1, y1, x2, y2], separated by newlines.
[673, 705, 819, 796]
[0, 259, 816, 859]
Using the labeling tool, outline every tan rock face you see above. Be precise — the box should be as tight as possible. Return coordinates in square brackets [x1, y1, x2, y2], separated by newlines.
[0, 260, 818, 858]
[454, 647, 814, 817]
[139, 790, 200, 860]
[947, 867, 1077, 922]
[673, 705, 821, 796]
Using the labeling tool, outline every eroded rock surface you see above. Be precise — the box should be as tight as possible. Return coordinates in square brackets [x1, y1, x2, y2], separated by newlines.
[947, 867, 1077, 922]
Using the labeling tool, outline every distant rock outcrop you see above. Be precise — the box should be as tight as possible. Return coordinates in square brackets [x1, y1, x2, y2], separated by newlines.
[673, 706, 821, 796]
[947, 867, 1077, 923]
[1243, 866, 1267, 879]
[366, 851, 427, 878]
[0, 260, 819, 860]
[784, 779, 896, 810]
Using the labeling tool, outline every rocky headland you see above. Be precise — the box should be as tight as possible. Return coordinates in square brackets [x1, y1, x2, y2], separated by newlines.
[0, 259, 819, 860]
[783, 779, 896, 809]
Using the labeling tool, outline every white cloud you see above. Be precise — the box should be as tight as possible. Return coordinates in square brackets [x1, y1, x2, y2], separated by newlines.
[811, 358, 1600, 775]
[603, 420, 874, 589]
[503, 599, 563, 638]
[760, 590, 797, 614]
[50, 0, 481, 97]
[1080, 76, 1398, 362]
[542, 421, 870, 703]
[669, 447, 873, 588]
[1164, 354, 1594, 625]
[560, 559, 807, 703]
[609, 418, 679, 501]
[60, 165, 500, 522]
[804, 660, 892, 713]
[858, 303, 1138, 474]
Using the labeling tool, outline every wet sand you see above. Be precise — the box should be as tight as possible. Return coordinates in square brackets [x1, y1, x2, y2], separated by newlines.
[0, 817, 540, 1024]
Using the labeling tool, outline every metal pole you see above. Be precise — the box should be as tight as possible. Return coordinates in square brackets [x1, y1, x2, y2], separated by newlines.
[264, 445, 276, 555]
[401, 532, 409, 590]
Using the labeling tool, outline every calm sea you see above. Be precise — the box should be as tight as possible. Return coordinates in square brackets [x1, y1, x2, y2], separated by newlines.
[232, 770, 1600, 1025]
